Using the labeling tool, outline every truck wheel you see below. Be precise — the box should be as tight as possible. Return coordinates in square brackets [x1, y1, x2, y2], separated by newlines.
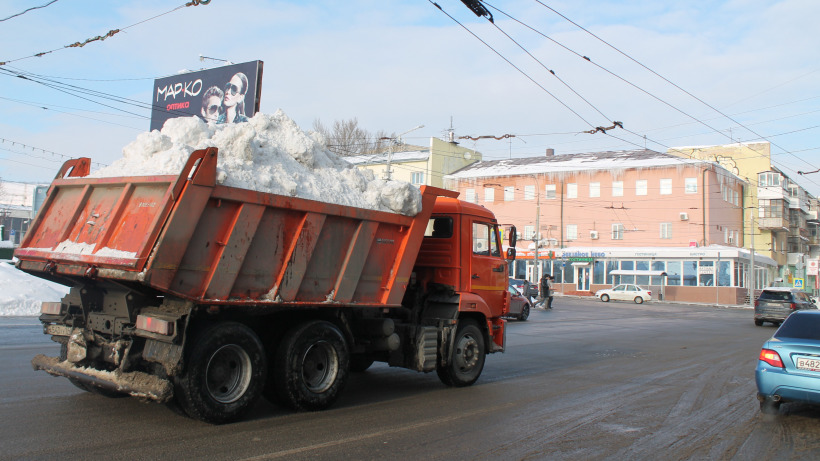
[349, 354, 375, 372]
[437, 319, 485, 387]
[754, 319, 764, 326]
[273, 320, 349, 411]
[174, 322, 266, 424]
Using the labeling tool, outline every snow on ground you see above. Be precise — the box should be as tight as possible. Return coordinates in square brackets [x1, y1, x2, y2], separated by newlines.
[0, 260, 69, 316]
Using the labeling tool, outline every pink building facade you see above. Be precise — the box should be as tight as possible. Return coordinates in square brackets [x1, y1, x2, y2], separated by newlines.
[445, 150, 777, 305]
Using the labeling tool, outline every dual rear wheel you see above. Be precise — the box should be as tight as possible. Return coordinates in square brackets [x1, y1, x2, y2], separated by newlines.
[174, 320, 349, 423]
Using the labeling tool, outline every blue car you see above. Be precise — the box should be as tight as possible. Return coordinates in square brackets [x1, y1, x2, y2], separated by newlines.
[756, 310, 820, 414]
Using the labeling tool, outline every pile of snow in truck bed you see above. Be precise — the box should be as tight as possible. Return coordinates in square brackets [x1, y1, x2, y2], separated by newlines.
[90, 110, 422, 216]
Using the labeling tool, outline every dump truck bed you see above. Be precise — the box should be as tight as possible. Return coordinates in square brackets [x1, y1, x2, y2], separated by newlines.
[16, 148, 454, 307]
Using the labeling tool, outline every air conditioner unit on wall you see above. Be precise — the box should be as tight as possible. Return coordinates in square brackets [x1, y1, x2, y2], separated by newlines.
[680, 212, 689, 221]
[590, 230, 599, 239]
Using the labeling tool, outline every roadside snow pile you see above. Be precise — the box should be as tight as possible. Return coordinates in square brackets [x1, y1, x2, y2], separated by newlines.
[0, 261, 69, 316]
[89, 110, 422, 216]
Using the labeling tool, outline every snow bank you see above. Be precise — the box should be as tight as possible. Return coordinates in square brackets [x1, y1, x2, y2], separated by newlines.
[89, 110, 422, 216]
[0, 261, 69, 316]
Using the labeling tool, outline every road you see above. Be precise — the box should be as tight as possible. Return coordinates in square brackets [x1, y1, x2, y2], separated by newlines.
[2, 298, 820, 460]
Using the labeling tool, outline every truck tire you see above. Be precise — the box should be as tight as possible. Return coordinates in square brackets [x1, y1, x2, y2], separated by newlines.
[437, 319, 485, 387]
[273, 320, 349, 411]
[174, 322, 266, 424]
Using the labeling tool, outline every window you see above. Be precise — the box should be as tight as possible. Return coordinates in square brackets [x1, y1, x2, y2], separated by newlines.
[465, 188, 476, 203]
[758, 171, 781, 187]
[566, 224, 578, 240]
[593, 260, 605, 284]
[699, 261, 714, 286]
[504, 186, 515, 201]
[524, 225, 535, 240]
[683, 261, 697, 286]
[635, 180, 647, 196]
[612, 181, 623, 197]
[660, 222, 672, 239]
[472, 222, 499, 256]
[524, 185, 535, 201]
[425, 217, 453, 238]
[589, 182, 600, 198]
[733, 190, 739, 206]
[660, 179, 672, 195]
[759, 199, 785, 218]
[685, 177, 697, 194]
[651, 261, 666, 285]
[718, 261, 731, 287]
[667, 261, 682, 286]
[545, 184, 556, 199]
[411, 172, 425, 185]
[612, 223, 624, 240]
[484, 187, 495, 203]
[567, 183, 577, 199]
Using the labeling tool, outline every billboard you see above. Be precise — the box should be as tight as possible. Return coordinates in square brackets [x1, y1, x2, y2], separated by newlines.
[150, 60, 263, 131]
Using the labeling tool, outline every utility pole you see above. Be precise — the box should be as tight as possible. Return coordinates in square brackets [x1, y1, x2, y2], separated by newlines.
[382, 125, 424, 181]
[533, 176, 541, 282]
[749, 213, 756, 309]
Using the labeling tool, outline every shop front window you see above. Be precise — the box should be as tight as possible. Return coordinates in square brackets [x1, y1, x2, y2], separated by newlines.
[699, 261, 714, 286]
[593, 260, 605, 284]
[651, 261, 665, 285]
[683, 261, 697, 286]
[667, 261, 682, 286]
[718, 261, 731, 286]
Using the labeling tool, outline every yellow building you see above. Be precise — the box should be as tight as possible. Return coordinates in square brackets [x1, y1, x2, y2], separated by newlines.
[346, 137, 481, 188]
[668, 142, 819, 292]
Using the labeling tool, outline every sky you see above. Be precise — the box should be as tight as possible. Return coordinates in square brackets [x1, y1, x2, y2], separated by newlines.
[0, 0, 818, 195]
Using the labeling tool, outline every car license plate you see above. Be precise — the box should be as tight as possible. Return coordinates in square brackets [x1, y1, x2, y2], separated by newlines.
[796, 357, 820, 371]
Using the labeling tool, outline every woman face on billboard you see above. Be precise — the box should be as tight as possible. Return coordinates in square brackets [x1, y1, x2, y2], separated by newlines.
[223, 73, 246, 109]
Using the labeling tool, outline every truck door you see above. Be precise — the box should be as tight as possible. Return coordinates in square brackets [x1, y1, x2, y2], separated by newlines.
[469, 221, 507, 314]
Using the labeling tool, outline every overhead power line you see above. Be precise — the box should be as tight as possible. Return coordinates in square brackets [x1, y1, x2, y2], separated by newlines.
[526, 0, 820, 176]
[0, 0, 60, 22]
[0, 0, 212, 66]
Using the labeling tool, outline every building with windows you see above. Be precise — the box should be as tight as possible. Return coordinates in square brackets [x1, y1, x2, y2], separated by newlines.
[444, 149, 771, 304]
[0, 181, 45, 247]
[346, 136, 481, 187]
[667, 142, 820, 295]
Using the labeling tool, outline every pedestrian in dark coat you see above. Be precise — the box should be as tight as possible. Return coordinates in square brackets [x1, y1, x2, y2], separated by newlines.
[539, 274, 550, 308]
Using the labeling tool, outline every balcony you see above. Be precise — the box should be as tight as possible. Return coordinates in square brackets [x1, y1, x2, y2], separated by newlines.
[758, 185, 788, 201]
[757, 216, 790, 231]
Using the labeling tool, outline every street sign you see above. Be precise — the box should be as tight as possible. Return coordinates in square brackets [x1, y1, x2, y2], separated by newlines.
[794, 278, 805, 289]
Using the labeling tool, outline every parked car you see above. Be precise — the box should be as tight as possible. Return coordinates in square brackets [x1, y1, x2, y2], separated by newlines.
[595, 284, 652, 304]
[756, 310, 820, 414]
[754, 287, 816, 326]
[506, 285, 531, 321]
[509, 278, 539, 300]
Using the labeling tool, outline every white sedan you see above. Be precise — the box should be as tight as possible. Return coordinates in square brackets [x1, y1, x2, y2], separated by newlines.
[595, 284, 652, 304]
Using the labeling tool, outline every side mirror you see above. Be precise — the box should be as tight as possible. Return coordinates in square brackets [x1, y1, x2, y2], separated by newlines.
[508, 225, 517, 247]
[506, 247, 516, 260]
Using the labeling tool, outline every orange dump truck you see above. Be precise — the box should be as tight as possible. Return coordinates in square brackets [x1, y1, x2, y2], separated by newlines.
[16, 148, 516, 423]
